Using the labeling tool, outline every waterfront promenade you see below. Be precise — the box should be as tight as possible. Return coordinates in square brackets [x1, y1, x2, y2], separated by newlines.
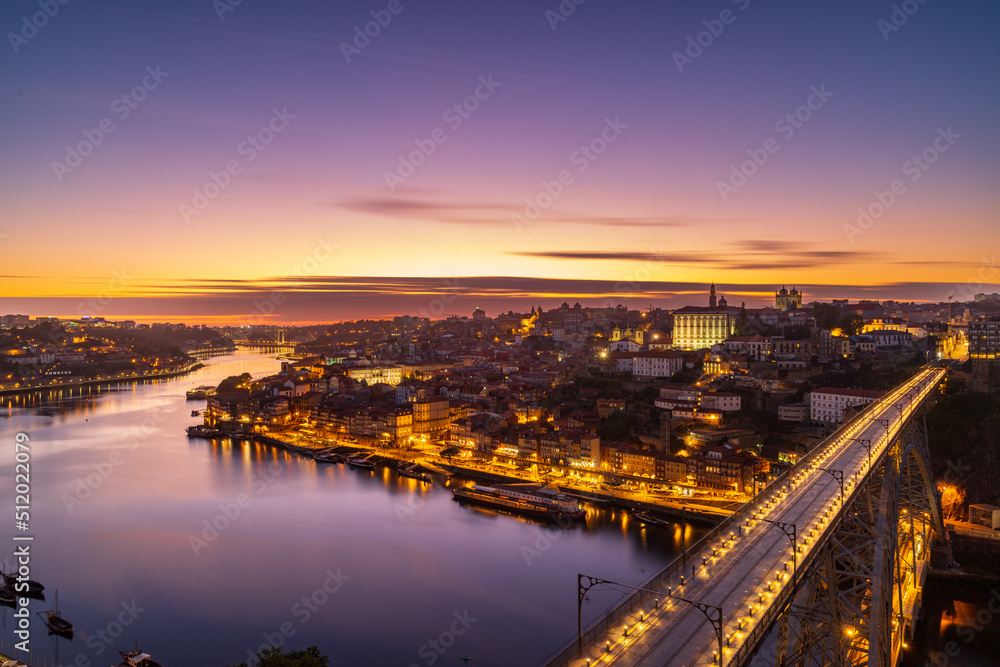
[245, 430, 736, 522]
[0, 361, 202, 396]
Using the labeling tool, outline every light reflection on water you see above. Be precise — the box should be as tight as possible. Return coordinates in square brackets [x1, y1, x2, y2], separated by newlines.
[0, 352, 703, 666]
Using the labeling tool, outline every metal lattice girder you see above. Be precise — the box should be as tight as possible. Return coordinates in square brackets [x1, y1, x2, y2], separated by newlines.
[771, 405, 947, 667]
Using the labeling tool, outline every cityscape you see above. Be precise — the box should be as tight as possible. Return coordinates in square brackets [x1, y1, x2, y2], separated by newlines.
[2, 1, 999, 667]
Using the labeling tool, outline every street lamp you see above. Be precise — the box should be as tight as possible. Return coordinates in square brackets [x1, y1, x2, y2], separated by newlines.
[758, 518, 797, 575]
[846, 437, 872, 467]
[816, 467, 844, 508]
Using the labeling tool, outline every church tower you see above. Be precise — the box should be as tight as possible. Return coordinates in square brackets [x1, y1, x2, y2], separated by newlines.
[709, 283, 717, 308]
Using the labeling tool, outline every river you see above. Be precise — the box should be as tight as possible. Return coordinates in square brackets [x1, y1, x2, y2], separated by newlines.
[0, 351, 700, 667]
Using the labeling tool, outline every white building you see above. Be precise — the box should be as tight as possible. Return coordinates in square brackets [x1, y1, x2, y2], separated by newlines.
[347, 365, 403, 386]
[809, 387, 883, 423]
[631, 350, 684, 379]
[700, 391, 742, 412]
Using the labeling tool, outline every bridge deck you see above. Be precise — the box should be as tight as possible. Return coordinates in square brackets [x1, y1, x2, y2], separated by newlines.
[566, 368, 943, 667]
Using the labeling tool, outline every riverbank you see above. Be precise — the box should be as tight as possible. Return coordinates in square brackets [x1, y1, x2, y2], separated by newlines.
[248, 432, 727, 524]
[0, 361, 203, 397]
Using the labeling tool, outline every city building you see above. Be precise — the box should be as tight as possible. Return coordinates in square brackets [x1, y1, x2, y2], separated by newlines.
[346, 365, 403, 386]
[631, 350, 684, 379]
[968, 503, 1000, 530]
[774, 286, 802, 311]
[809, 387, 884, 423]
[672, 285, 741, 350]
[970, 316, 1000, 389]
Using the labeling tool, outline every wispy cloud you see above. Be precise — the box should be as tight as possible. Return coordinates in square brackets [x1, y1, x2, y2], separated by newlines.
[510, 241, 878, 270]
[335, 196, 696, 228]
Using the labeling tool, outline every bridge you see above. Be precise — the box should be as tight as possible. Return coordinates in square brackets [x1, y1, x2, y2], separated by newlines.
[543, 365, 948, 667]
[232, 340, 298, 353]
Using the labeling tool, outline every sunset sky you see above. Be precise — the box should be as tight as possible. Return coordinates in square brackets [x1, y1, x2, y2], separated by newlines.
[2, 0, 999, 323]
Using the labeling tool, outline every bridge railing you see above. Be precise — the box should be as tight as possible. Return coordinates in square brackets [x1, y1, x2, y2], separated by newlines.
[727, 370, 945, 666]
[540, 370, 945, 667]
[539, 379, 917, 667]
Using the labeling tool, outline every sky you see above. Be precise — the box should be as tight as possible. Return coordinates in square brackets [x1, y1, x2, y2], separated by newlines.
[1, 0, 999, 324]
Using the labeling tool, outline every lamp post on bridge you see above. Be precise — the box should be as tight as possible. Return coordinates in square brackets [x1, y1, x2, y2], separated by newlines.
[577, 574, 724, 663]
[846, 437, 872, 467]
[757, 518, 797, 576]
[816, 467, 845, 508]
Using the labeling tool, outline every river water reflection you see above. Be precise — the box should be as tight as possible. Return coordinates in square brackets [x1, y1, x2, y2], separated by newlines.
[0, 351, 702, 666]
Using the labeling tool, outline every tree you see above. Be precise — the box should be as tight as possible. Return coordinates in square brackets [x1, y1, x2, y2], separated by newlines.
[217, 372, 253, 394]
[840, 313, 864, 337]
[813, 303, 842, 331]
[226, 647, 330, 667]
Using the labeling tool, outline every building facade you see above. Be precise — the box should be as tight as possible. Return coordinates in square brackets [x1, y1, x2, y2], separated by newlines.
[809, 387, 883, 423]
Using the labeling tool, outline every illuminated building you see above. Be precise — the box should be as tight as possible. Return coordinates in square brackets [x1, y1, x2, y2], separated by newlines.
[672, 285, 740, 351]
[774, 286, 802, 311]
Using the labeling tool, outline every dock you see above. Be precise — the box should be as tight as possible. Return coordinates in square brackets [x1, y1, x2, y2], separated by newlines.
[233, 432, 730, 524]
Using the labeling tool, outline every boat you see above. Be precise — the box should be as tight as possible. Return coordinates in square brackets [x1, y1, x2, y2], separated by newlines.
[190, 410, 200, 417]
[185, 425, 221, 438]
[0, 585, 15, 607]
[452, 483, 586, 521]
[398, 464, 432, 483]
[633, 510, 672, 528]
[1, 571, 44, 597]
[230, 432, 252, 442]
[38, 590, 73, 636]
[119, 647, 164, 667]
[347, 454, 375, 470]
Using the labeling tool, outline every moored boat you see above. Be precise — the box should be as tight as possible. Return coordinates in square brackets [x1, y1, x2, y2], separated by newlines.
[398, 464, 432, 483]
[347, 454, 375, 470]
[452, 483, 585, 521]
[38, 590, 73, 637]
[2, 571, 44, 597]
[186, 425, 221, 438]
[633, 510, 672, 528]
[119, 647, 164, 667]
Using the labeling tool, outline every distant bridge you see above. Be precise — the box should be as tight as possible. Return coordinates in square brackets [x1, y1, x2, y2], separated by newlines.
[233, 340, 298, 353]
[544, 365, 948, 667]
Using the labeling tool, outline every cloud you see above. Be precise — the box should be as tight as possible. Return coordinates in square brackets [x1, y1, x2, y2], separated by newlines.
[511, 240, 878, 270]
[335, 196, 694, 228]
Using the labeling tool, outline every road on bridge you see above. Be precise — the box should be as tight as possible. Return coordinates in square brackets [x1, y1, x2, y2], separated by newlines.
[570, 368, 944, 667]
